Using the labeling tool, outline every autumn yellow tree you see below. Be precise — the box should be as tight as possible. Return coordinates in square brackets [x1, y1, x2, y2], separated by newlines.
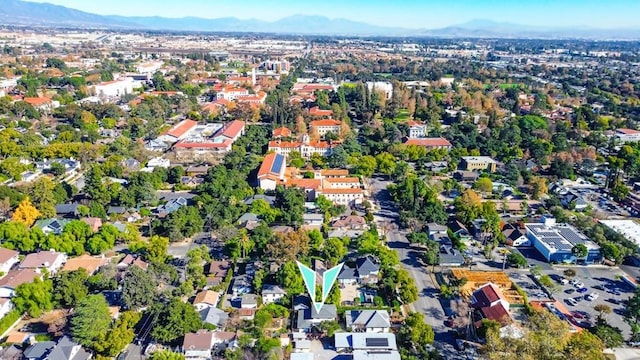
[530, 176, 548, 200]
[12, 197, 41, 226]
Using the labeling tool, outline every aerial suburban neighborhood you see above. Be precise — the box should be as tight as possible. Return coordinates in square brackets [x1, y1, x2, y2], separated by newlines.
[0, 1, 639, 360]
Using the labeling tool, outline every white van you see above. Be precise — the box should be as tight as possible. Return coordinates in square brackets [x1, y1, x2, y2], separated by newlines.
[586, 293, 599, 301]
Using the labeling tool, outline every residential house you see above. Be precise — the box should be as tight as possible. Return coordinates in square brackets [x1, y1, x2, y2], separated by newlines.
[243, 195, 276, 206]
[345, 310, 391, 333]
[337, 265, 358, 285]
[19, 250, 67, 274]
[200, 307, 229, 328]
[55, 203, 81, 218]
[47, 335, 92, 360]
[0, 269, 41, 298]
[236, 213, 260, 230]
[183, 330, 214, 360]
[331, 215, 368, 230]
[33, 218, 70, 235]
[240, 294, 259, 309]
[212, 331, 238, 351]
[23, 341, 56, 360]
[157, 197, 188, 216]
[560, 190, 588, 212]
[262, 284, 287, 304]
[294, 296, 338, 332]
[426, 223, 448, 239]
[334, 332, 398, 355]
[193, 290, 220, 311]
[61, 255, 109, 275]
[471, 283, 512, 327]
[145, 139, 169, 152]
[231, 275, 252, 297]
[355, 256, 380, 284]
[502, 223, 529, 247]
[122, 158, 140, 171]
[117, 254, 148, 271]
[448, 220, 471, 240]
[302, 213, 324, 230]
[147, 157, 170, 169]
[0, 298, 13, 319]
[81, 217, 102, 232]
[0, 248, 19, 274]
[207, 260, 230, 288]
[460, 156, 498, 173]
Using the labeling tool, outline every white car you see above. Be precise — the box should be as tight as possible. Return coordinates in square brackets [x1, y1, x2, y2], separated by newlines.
[566, 298, 578, 306]
[569, 278, 580, 285]
[573, 282, 585, 288]
[586, 293, 599, 301]
[560, 278, 569, 285]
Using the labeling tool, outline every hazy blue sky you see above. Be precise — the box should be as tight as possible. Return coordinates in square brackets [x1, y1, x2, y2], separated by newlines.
[26, 0, 640, 29]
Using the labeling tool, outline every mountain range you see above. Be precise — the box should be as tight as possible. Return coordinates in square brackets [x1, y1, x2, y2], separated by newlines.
[2, 0, 640, 39]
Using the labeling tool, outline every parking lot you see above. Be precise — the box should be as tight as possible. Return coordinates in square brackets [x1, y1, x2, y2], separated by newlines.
[541, 266, 633, 337]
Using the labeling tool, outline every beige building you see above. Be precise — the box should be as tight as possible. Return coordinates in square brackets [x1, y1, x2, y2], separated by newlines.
[460, 156, 498, 173]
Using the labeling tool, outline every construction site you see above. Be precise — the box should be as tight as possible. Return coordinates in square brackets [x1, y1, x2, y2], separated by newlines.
[450, 269, 525, 305]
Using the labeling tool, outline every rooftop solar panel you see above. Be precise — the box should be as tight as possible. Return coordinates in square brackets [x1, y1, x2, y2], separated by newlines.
[271, 154, 284, 174]
[366, 338, 389, 347]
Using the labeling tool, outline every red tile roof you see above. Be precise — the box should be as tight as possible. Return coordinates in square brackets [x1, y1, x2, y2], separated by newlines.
[175, 139, 233, 149]
[165, 119, 198, 139]
[321, 188, 363, 195]
[407, 120, 424, 127]
[23, 97, 51, 106]
[258, 152, 282, 178]
[310, 119, 341, 127]
[404, 137, 452, 147]
[289, 178, 322, 190]
[309, 106, 333, 117]
[272, 127, 292, 138]
[220, 120, 245, 139]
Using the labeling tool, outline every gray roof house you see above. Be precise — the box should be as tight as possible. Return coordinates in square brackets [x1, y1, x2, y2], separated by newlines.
[356, 256, 380, 283]
[23, 341, 56, 360]
[262, 284, 287, 304]
[55, 203, 81, 217]
[40, 336, 91, 360]
[334, 332, 398, 355]
[338, 265, 358, 285]
[294, 296, 337, 332]
[346, 310, 391, 333]
[200, 307, 229, 328]
[34, 218, 70, 235]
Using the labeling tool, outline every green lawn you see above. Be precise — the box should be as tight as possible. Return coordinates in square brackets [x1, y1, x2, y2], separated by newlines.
[500, 83, 522, 90]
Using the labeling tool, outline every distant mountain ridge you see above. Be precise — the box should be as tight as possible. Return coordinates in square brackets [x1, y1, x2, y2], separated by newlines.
[3, 0, 640, 39]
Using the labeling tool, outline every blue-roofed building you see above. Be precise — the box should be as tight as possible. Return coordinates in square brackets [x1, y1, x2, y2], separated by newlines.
[156, 197, 188, 216]
[525, 215, 601, 264]
[257, 152, 287, 191]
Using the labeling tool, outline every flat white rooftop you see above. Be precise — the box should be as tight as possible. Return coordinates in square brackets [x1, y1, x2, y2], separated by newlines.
[600, 220, 640, 247]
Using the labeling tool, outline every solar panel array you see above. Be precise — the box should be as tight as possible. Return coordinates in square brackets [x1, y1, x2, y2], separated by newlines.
[271, 154, 284, 174]
[366, 338, 389, 347]
[527, 223, 585, 250]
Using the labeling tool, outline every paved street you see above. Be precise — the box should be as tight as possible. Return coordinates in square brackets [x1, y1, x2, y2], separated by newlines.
[370, 178, 467, 359]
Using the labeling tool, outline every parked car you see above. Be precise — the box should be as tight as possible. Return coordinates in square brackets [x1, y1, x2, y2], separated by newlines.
[559, 278, 569, 285]
[573, 282, 585, 288]
[577, 287, 588, 293]
[586, 293, 599, 301]
[565, 288, 575, 294]
[566, 298, 578, 306]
